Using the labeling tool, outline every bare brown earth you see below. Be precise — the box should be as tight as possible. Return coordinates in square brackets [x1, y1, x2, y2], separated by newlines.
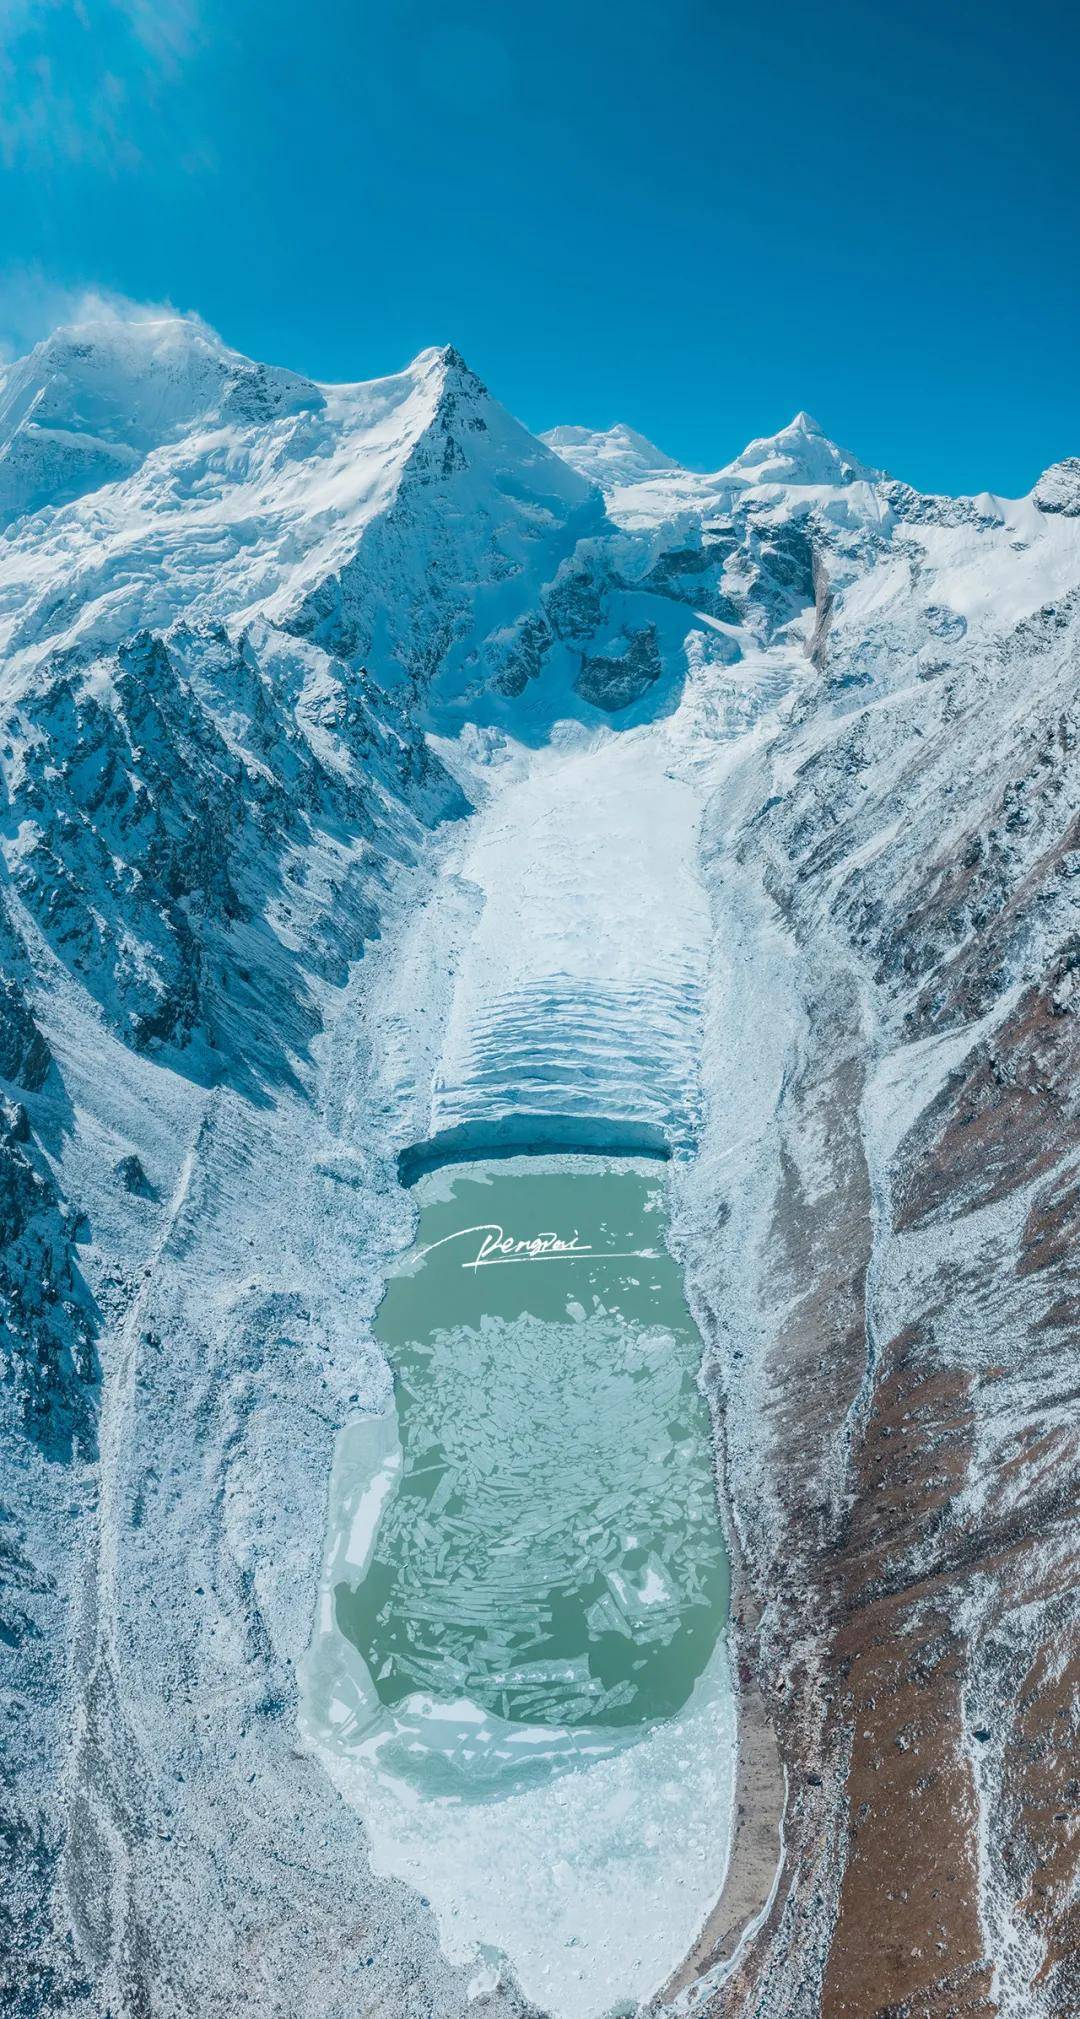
[687, 615, 1080, 2018]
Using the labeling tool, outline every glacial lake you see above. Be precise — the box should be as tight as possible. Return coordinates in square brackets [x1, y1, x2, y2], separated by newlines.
[301, 1158, 735, 2018]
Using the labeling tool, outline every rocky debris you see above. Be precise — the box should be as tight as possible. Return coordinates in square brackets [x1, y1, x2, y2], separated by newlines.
[807, 549, 834, 670]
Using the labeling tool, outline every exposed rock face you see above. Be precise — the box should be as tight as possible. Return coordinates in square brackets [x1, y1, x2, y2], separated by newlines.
[0, 971, 52, 1090]
[0, 313, 1077, 2019]
[574, 623, 662, 710]
[0, 1089, 99, 2015]
[0, 1095, 97, 1459]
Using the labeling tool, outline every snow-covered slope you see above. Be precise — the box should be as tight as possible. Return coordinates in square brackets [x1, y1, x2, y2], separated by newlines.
[2, 316, 1078, 2019]
[541, 420, 680, 484]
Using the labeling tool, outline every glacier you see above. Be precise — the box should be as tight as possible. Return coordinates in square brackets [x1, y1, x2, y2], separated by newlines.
[1, 311, 1078, 2019]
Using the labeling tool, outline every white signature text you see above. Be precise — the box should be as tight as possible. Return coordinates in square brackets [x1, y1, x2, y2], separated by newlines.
[418, 1222, 652, 1271]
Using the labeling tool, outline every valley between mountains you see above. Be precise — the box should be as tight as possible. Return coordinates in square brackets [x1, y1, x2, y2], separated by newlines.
[1, 316, 1077, 2019]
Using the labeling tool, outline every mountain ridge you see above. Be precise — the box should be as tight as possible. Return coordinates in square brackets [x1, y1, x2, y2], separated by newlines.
[3, 313, 1074, 548]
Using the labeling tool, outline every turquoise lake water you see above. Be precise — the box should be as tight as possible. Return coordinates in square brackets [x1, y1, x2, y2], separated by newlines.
[328, 1161, 730, 1797]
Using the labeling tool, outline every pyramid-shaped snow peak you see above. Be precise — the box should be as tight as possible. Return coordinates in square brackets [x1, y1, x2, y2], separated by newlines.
[722, 410, 880, 488]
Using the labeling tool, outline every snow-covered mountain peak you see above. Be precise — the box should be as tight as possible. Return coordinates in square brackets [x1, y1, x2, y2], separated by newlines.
[720, 408, 881, 488]
[5, 311, 231, 408]
[403, 342, 485, 398]
[0, 313, 323, 524]
[0, 320, 602, 700]
[540, 422, 680, 485]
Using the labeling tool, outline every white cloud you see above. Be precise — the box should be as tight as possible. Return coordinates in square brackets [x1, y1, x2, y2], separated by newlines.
[0, 269, 212, 363]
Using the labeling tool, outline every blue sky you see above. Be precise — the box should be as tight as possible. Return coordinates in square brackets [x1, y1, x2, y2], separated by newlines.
[1, 0, 1076, 494]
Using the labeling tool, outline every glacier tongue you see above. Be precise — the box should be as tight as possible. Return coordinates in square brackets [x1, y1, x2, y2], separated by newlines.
[418, 720, 713, 1149]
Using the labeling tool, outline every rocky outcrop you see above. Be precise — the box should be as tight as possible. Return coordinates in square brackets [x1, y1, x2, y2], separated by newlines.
[0, 1096, 97, 1462]
[574, 624, 663, 711]
[0, 974, 52, 1091]
[1032, 460, 1080, 518]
